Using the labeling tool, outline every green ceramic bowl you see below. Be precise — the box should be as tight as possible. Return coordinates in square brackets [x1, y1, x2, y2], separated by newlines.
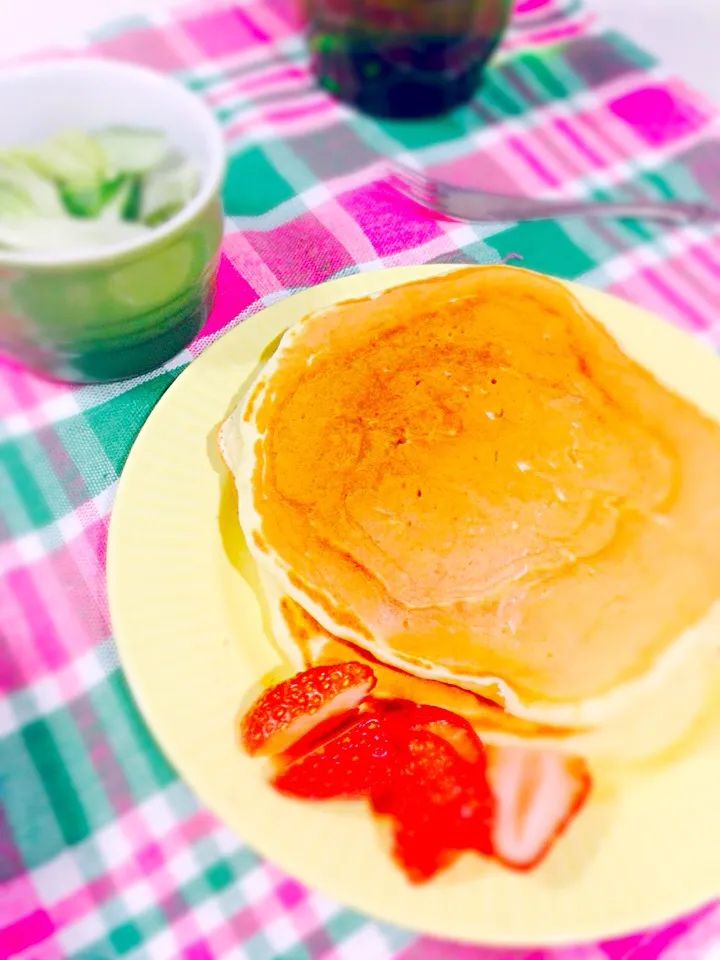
[0, 59, 226, 383]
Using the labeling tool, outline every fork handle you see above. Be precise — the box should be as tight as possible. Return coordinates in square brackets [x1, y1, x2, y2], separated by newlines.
[447, 193, 717, 225]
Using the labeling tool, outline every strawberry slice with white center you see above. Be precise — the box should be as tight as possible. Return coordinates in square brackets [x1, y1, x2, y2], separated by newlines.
[239, 662, 376, 757]
[486, 744, 591, 871]
[272, 713, 394, 800]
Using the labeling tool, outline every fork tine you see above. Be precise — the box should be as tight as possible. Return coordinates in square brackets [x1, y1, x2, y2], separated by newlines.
[394, 163, 437, 195]
[393, 162, 425, 185]
[388, 171, 427, 201]
[395, 179, 439, 210]
[397, 163, 447, 196]
[391, 166, 439, 204]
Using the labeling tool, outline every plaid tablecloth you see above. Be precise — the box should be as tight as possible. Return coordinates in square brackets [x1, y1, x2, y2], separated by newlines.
[3, 1, 720, 957]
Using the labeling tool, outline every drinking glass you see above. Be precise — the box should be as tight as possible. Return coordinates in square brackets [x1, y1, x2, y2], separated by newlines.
[302, 0, 513, 118]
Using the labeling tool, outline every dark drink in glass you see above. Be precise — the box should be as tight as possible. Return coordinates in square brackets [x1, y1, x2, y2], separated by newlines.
[303, 0, 512, 119]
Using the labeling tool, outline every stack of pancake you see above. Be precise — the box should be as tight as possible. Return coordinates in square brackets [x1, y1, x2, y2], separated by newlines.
[220, 266, 720, 764]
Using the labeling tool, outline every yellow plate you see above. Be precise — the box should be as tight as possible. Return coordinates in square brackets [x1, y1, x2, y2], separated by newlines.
[108, 266, 720, 947]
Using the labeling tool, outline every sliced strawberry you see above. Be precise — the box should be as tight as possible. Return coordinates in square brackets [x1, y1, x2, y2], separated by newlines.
[392, 822, 461, 885]
[376, 699, 485, 766]
[373, 730, 493, 884]
[239, 662, 376, 757]
[272, 713, 394, 800]
[486, 744, 591, 871]
[278, 707, 364, 764]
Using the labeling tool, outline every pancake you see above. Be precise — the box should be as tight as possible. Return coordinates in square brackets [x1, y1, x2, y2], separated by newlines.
[221, 265, 720, 732]
[271, 584, 575, 741]
[261, 580, 720, 762]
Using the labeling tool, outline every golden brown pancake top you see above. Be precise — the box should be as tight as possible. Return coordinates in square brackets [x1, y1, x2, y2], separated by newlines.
[249, 267, 720, 704]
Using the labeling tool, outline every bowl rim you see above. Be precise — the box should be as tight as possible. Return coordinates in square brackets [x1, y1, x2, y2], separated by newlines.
[0, 57, 226, 270]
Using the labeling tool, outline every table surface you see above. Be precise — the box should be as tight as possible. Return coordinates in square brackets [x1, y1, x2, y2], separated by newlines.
[0, 0, 718, 102]
[3, 3, 720, 959]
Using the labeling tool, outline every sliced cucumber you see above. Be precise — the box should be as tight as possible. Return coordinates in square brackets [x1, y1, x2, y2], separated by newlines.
[99, 176, 142, 222]
[140, 155, 199, 226]
[61, 175, 119, 219]
[0, 125, 199, 255]
[0, 216, 150, 253]
[0, 183, 35, 219]
[0, 159, 68, 218]
[14, 129, 106, 187]
[96, 127, 168, 177]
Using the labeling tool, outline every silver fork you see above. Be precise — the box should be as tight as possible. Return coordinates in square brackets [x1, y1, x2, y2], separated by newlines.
[389, 163, 720, 225]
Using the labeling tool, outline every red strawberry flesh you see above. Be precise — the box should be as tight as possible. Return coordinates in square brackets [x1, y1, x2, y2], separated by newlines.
[272, 713, 394, 800]
[239, 662, 376, 757]
[392, 823, 461, 885]
[376, 699, 485, 766]
[373, 729, 493, 884]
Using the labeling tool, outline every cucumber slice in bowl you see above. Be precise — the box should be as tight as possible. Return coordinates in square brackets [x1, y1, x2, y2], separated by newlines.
[96, 127, 168, 177]
[61, 177, 122, 219]
[99, 176, 142, 222]
[62, 175, 142, 221]
[0, 159, 68, 218]
[0, 183, 35, 218]
[140, 155, 199, 226]
[13, 129, 107, 187]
